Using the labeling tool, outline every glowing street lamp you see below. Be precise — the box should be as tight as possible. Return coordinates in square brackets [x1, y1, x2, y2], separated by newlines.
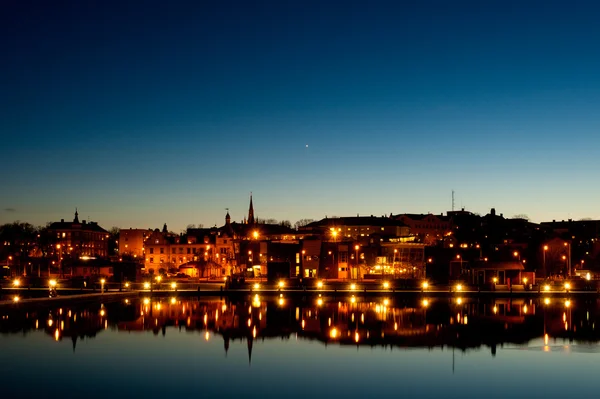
[278, 281, 285, 289]
[100, 278, 106, 293]
[171, 282, 177, 290]
[422, 281, 429, 290]
[143, 282, 150, 290]
[383, 281, 390, 289]
[317, 281, 324, 289]
[13, 279, 20, 287]
[354, 245, 359, 280]
[455, 284, 463, 292]
[543, 245, 549, 278]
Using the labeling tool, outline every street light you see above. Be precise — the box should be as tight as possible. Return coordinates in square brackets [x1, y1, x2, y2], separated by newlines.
[543, 245, 548, 278]
[564, 242, 571, 277]
[100, 278, 106, 293]
[331, 229, 339, 278]
[354, 245, 359, 281]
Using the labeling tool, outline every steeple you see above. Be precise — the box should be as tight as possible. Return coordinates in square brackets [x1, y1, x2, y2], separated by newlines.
[162, 223, 168, 233]
[225, 208, 231, 226]
[73, 208, 80, 223]
[248, 193, 255, 225]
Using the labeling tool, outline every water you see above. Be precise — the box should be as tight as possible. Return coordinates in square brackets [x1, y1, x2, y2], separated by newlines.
[1, 295, 600, 398]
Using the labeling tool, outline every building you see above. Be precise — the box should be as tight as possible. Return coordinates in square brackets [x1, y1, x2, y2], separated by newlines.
[118, 228, 149, 259]
[47, 209, 109, 258]
[301, 216, 410, 240]
[392, 213, 452, 245]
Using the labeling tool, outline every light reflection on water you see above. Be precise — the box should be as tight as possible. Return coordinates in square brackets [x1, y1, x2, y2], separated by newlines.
[1, 296, 600, 398]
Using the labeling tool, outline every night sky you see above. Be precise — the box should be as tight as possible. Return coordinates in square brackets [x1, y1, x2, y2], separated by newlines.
[2, 1, 600, 231]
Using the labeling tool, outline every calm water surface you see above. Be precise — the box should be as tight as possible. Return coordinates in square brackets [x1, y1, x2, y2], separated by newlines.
[1, 295, 600, 398]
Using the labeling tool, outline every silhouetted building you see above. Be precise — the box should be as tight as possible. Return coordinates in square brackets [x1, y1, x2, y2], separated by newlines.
[47, 209, 109, 258]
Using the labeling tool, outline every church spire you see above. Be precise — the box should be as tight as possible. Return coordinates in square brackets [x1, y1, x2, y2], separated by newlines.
[73, 208, 79, 223]
[225, 208, 231, 226]
[248, 193, 255, 225]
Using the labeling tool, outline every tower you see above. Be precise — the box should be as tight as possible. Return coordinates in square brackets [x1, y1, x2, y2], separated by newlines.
[248, 193, 255, 225]
[225, 208, 231, 226]
[73, 208, 79, 223]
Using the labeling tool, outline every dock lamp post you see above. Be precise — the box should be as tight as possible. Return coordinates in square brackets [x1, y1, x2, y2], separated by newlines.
[543, 245, 548, 278]
[100, 278, 106, 293]
[354, 245, 359, 281]
[564, 242, 571, 277]
[331, 229, 339, 277]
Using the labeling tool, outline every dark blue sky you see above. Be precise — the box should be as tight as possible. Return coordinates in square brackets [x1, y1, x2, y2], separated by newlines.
[2, 0, 600, 230]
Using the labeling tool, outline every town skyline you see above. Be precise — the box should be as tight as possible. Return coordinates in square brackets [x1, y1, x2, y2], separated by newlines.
[0, 194, 595, 234]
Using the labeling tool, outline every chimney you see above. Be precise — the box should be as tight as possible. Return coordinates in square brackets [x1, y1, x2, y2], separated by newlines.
[61, 219, 64, 223]
[82, 220, 86, 224]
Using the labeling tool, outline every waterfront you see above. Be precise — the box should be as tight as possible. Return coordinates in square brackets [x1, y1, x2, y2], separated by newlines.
[2, 296, 600, 398]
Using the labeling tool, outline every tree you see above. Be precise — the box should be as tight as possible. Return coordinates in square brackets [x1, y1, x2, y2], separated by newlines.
[108, 227, 119, 257]
[0, 221, 37, 274]
[512, 214, 530, 221]
[294, 219, 314, 230]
